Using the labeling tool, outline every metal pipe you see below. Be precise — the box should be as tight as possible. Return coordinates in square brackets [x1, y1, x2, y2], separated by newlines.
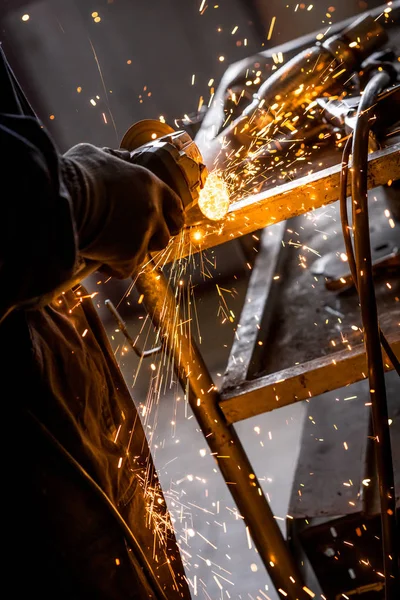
[351, 70, 399, 598]
[136, 262, 310, 599]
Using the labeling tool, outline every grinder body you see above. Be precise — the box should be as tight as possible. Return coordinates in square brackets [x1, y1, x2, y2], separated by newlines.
[52, 120, 209, 295]
[122, 121, 208, 226]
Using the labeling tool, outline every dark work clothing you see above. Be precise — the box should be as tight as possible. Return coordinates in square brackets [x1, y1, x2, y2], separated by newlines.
[0, 46, 189, 599]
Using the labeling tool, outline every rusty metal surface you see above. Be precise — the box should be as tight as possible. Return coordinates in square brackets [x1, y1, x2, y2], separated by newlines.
[165, 143, 400, 263]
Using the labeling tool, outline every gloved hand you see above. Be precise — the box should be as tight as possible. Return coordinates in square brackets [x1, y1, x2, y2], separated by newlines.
[61, 143, 184, 279]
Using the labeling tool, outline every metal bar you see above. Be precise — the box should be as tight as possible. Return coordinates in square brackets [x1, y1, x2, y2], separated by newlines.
[223, 221, 286, 389]
[165, 143, 399, 263]
[219, 332, 400, 425]
[136, 262, 311, 600]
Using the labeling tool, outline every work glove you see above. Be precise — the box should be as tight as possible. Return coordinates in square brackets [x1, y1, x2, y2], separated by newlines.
[61, 143, 184, 279]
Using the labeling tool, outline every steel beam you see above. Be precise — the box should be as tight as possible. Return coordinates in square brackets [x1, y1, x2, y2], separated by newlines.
[164, 143, 399, 263]
[219, 332, 400, 424]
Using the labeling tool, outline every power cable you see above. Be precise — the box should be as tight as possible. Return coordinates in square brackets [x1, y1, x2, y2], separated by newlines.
[339, 70, 399, 598]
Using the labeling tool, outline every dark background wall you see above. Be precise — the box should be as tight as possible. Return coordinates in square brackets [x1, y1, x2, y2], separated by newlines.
[0, 0, 383, 152]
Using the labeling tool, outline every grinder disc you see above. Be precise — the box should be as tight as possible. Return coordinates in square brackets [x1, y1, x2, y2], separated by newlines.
[120, 119, 175, 151]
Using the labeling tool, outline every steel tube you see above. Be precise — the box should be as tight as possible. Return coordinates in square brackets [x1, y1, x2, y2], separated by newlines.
[352, 71, 399, 598]
[136, 262, 310, 599]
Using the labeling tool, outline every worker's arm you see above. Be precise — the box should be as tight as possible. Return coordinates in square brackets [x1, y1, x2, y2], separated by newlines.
[0, 114, 184, 321]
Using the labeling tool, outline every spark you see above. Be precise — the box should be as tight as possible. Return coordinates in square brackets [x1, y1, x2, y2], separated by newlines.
[267, 16, 276, 41]
[197, 531, 217, 549]
[22, 14, 30, 21]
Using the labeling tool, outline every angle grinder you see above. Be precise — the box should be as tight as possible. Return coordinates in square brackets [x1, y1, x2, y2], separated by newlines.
[59, 119, 216, 292]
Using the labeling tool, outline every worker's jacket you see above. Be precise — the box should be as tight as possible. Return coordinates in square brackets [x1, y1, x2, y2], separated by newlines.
[0, 46, 189, 600]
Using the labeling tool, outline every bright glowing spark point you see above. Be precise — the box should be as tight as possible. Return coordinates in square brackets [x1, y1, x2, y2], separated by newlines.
[94, 16, 101, 23]
[199, 0, 207, 12]
[150, 363, 156, 371]
[187, 528, 195, 537]
[303, 587, 315, 598]
[92, 12, 98, 17]
[22, 14, 30, 21]
[90, 99, 97, 106]
[198, 170, 230, 221]
[250, 563, 258, 572]
[340, 252, 348, 261]
[219, 56, 225, 62]
[82, 329, 88, 337]
[232, 26, 238, 34]
[49, 115, 55, 120]
[192, 229, 203, 242]
[77, 86, 82, 93]
[199, 448, 207, 457]
[151, 133, 157, 139]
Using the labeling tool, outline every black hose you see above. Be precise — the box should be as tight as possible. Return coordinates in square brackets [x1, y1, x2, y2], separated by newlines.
[351, 70, 399, 598]
[26, 410, 170, 600]
[339, 136, 400, 377]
